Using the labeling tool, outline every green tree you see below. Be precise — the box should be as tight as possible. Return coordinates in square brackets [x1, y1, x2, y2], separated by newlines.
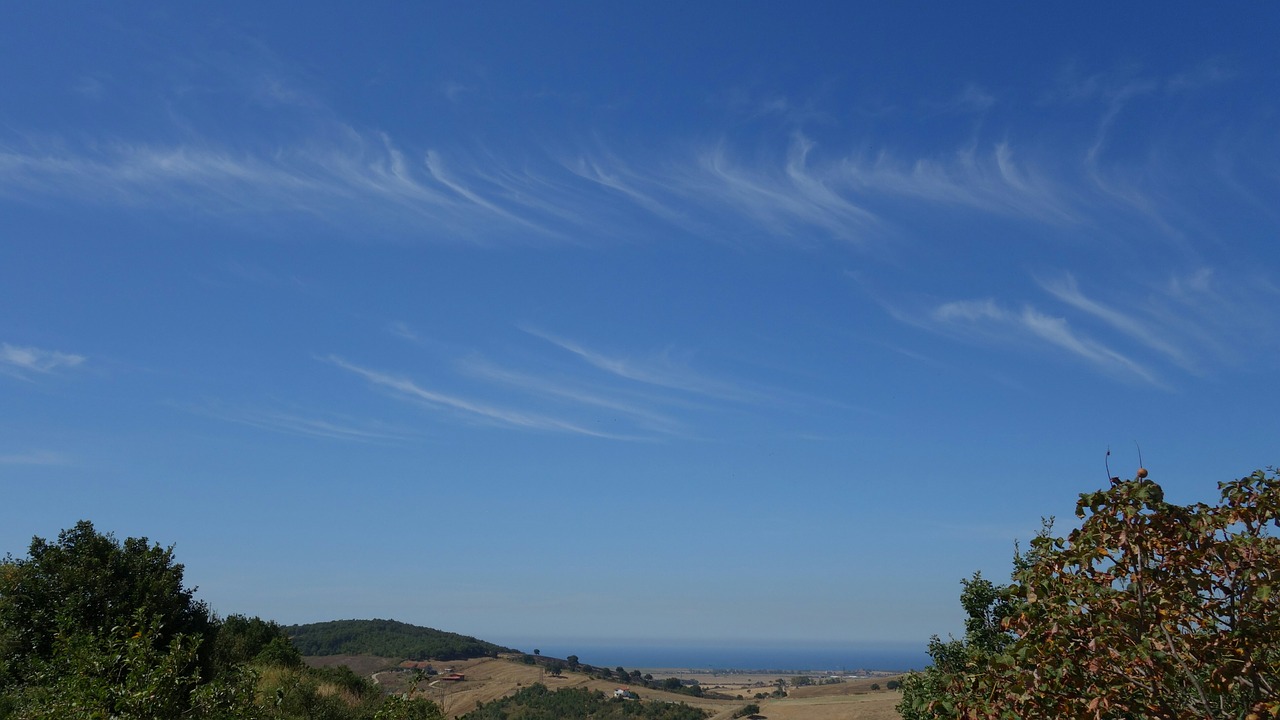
[212, 614, 299, 669]
[0, 521, 216, 709]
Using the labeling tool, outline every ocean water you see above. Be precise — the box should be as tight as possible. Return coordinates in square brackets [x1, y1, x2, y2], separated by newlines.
[508, 642, 929, 673]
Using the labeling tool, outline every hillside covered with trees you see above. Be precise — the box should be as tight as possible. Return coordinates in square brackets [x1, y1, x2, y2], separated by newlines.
[287, 619, 515, 661]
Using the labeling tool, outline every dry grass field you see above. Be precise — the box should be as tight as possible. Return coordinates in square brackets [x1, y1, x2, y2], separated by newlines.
[305, 655, 905, 719]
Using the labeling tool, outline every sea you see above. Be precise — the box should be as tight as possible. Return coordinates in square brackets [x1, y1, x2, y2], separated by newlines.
[502, 641, 929, 673]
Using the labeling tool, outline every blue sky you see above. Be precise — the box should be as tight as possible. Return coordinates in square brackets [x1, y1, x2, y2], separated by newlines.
[3, 3, 1279, 654]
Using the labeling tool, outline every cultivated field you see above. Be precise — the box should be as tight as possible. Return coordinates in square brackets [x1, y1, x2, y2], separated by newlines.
[305, 655, 904, 719]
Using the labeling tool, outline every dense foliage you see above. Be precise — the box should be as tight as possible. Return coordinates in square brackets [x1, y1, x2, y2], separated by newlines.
[0, 521, 445, 720]
[287, 618, 515, 660]
[900, 469, 1280, 720]
[457, 684, 708, 720]
[0, 520, 215, 688]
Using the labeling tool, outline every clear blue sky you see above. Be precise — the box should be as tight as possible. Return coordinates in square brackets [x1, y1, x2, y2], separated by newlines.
[3, 3, 1278, 653]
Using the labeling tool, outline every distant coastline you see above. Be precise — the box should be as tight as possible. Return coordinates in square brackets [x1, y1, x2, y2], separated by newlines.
[502, 642, 929, 674]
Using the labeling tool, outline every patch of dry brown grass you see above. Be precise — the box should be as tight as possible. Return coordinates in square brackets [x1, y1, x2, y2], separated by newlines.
[303, 656, 904, 719]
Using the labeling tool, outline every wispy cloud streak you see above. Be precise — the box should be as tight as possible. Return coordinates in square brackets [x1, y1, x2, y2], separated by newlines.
[836, 142, 1077, 223]
[197, 404, 413, 444]
[1038, 274, 1193, 370]
[324, 355, 641, 440]
[930, 299, 1162, 386]
[458, 355, 685, 435]
[523, 327, 755, 403]
[1, 343, 86, 378]
[682, 139, 879, 243]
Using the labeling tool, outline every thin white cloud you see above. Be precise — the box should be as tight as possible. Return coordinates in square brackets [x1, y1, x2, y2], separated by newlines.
[522, 327, 755, 403]
[1, 343, 86, 377]
[387, 321, 421, 343]
[1016, 306, 1160, 386]
[0, 134, 543, 241]
[324, 355, 643, 440]
[0, 110, 1175, 254]
[423, 149, 528, 227]
[682, 137, 880, 243]
[72, 74, 108, 100]
[1038, 273, 1193, 370]
[1149, 268, 1280, 368]
[953, 84, 996, 114]
[196, 404, 413, 444]
[252, 74, 323, 109]
[564, 152, 688, 227]
[0, 58, 1268, 277]
[929, 299, 1161, 386]
[836, 142, 1077, 223]
[933, 298, 1005, 323]
[457, 355, 685, 435]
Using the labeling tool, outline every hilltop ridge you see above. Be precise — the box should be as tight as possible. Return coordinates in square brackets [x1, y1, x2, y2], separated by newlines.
[286, 618, 516, 660]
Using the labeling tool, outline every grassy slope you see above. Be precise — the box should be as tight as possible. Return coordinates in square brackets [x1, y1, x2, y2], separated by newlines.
[305, 655, 902, 720]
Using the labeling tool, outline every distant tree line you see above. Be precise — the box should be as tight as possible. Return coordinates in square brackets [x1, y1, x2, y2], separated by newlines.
[518, 653, 727, 700]
[286, 618, 514, 660]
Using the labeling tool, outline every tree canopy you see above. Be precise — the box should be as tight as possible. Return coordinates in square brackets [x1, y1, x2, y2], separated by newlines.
[0, 521, 215, 696]
[900, 468, 1280, 720]
[0, 521, 447, 720]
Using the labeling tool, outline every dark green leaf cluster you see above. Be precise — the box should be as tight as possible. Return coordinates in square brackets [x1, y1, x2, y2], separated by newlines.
[0, 521, 448, 720]
[0, 520, 215, 687]
[287, 619, 515, 660]
[458, 683, 708, 720]
[213, 614, 301, 669]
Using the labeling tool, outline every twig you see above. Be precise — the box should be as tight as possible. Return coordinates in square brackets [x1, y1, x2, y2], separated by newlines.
[1159, 622, 1213, 718]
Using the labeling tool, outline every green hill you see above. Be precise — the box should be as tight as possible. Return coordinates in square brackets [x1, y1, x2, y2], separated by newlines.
[286, 619, 516, 661]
